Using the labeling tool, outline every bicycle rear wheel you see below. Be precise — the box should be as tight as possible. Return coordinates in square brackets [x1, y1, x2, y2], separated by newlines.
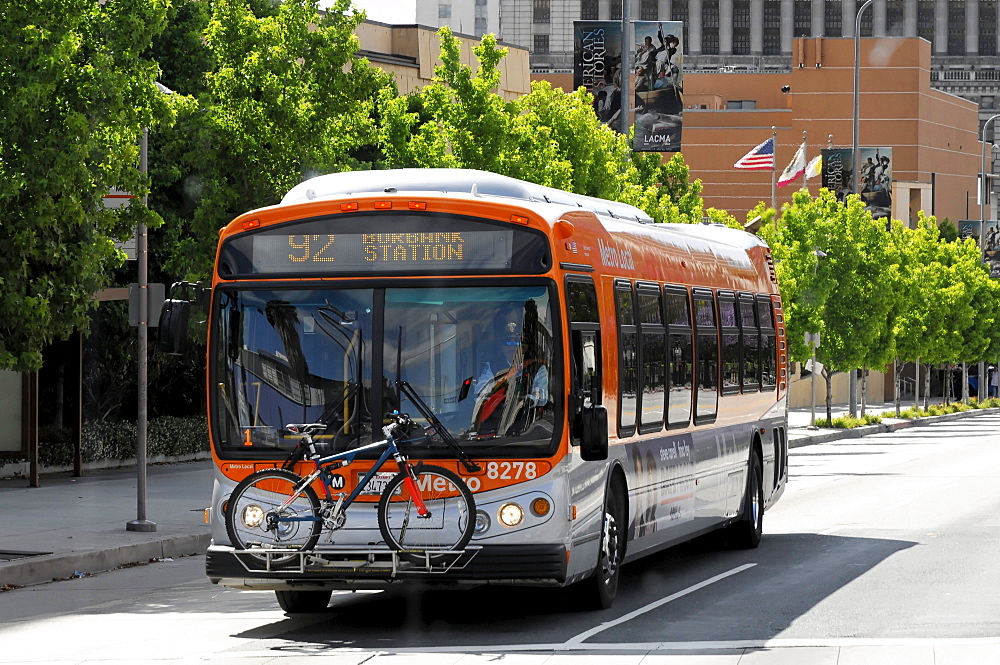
[225, 469, 321, 564]
[377, 464, 475, 563]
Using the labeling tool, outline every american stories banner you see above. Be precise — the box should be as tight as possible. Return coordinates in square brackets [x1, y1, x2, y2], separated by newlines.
[574, 22, 624, 131]
[822, 147, 892, 218]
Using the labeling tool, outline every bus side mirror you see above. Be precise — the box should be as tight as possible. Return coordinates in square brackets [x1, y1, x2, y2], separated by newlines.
[579, 404, 608, 461]
[157, 299, 191, 355]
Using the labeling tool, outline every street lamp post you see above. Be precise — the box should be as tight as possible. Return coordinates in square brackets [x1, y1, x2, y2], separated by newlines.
[808, 249, 827, 430]
[127, 81, 173, 533]
[850, 0, 875, 418]
[979, 114, 1000, 402]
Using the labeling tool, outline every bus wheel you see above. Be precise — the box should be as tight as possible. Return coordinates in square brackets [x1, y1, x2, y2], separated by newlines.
[275, 589, 332, 614]
[576, 486, 625, 610]
[726, 451, 763, 549]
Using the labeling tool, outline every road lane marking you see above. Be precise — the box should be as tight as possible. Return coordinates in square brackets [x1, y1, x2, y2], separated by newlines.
[561, 563, 757, 648]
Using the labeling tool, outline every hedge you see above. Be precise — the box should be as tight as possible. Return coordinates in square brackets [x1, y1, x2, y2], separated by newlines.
[33, 416, 209, 467]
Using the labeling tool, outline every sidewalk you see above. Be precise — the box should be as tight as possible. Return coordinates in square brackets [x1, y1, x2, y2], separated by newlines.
[0, 401, 987, 589]
[0, 460, 215, 589]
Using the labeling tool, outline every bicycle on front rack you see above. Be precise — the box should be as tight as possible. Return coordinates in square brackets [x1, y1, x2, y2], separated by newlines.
[224, 412, 478, 564]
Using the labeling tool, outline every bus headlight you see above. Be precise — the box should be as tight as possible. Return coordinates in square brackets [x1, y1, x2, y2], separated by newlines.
[498, 502, 524, 527]
[474, 510, 491, 534]
[241, 504, 265, 529]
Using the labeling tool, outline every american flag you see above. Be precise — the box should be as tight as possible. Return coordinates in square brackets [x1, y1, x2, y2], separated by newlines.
[733, 137, 775, 170]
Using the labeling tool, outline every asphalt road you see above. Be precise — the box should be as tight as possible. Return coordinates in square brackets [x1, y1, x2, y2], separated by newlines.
[3, 415, 999, 664]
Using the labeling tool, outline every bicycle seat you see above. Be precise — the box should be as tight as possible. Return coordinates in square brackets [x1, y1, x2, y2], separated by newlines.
[284, 423, 328, 436]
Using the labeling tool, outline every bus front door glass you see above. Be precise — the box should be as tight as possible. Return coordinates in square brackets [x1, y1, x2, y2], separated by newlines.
[212, 288, 375, 455]
[384, 285, 558, 456]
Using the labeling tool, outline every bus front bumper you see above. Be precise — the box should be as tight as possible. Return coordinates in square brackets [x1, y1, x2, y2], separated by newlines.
[205, 543, 568, 591]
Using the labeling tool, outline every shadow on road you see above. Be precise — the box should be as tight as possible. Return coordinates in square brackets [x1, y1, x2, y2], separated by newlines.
[234, 530, 916, 653]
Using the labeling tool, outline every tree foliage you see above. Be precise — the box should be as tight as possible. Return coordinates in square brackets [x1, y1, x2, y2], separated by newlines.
[155, 0, 394, 280]
[0, 0, 177, 371]
[766, 187, 1000, 411]
[377, 27, 711, 226]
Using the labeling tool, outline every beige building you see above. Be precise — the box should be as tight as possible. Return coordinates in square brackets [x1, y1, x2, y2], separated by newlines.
[356, 20, 530, 100]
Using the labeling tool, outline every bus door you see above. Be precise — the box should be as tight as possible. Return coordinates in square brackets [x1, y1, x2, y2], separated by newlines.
[565, 276, 602, 445]
[564, 275, 607, 557]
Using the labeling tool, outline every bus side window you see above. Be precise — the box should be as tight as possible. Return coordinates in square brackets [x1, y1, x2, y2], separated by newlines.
[566, 278, 601, 445]
[692, 288, 719, 425]
[757, 295, 777, 390]
[615, 281, 638, 438]
[665, 285, 693, 429]
[739, 292, 760, 392]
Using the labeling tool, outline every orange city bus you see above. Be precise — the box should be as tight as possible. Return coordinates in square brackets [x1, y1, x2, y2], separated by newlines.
[174, 168, 788, 612]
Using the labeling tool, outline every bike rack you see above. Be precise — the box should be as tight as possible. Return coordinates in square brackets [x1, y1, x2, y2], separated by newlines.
[231, 545, 483, 577]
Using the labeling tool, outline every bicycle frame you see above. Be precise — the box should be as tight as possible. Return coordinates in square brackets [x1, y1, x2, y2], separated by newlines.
[271, 429, 428, 527]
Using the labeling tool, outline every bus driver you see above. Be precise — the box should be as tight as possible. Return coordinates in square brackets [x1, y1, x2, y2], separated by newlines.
[471, 316, 549, 438]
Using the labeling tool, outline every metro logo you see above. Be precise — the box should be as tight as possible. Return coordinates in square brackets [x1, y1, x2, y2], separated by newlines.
[415, 473, 460, 495]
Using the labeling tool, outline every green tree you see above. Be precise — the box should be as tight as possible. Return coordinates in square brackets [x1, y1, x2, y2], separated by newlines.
[762, 190, 899, 419]
[157, 0, 394, 281]
[0, 0, 175, 371]
[377, 27, 708, 225]
[889, 214, 945, 410]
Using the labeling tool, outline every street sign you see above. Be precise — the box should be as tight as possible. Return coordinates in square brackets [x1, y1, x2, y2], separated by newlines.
[102, 188, 138, 260]
[127, 283, 166, 327]
[805, 358, 824, 374]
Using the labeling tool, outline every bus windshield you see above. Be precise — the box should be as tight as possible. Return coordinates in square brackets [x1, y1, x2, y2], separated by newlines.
[211, 284, 559, 459]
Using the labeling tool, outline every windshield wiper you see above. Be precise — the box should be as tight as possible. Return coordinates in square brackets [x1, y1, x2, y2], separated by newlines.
[397, 380, 481, 474]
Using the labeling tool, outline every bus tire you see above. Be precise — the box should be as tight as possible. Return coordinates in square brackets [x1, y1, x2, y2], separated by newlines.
[727, 450, 763, 549]
[275, 589, 332, 613]
[576, 483, 625, 610]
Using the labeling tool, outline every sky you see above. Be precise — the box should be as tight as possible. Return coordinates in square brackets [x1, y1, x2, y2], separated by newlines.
[346, 0, 416, 24]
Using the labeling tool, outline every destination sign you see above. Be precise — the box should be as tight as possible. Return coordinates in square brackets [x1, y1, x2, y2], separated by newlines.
[218, 213, 551, 276]
[249, 230, 510, 272]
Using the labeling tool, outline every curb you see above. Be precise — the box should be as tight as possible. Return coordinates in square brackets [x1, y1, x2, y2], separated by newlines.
[1, 533, 212, 589]
[789, 406, 998, 448]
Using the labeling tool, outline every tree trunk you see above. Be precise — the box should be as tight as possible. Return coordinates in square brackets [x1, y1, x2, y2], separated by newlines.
[922, 363, 931, 410]
[894, 359, 901, 417]
[860, 367, 868, 417]
[824, 370, 833, 422]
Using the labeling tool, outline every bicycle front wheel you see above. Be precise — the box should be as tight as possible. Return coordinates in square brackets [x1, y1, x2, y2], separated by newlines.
[225, 469, 321, 563]
[377, 464, 475, 561]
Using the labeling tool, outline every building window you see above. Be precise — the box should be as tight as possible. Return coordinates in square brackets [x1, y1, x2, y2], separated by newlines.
[825, 0, 843, 37]
[581, 0, 598, 20]
[763, 0, 781, 55]
[533, 33, 549, 54]
[917, 0, 935, 42]
[947, 1, 964, 54]
[981, 0, 998, 56]
[702, 0, 719, 54]
[734, 0, 751, 54]
[886, 0, 905, 36]
[534, 0, 550, 23]
[611, 1, 621, 20]
[794, 0, 810, 37]
[671, 0, 689, 53]
[640, 0, 658, 21]
[439, 3, 451, 20]
[475, 17, 488, 36]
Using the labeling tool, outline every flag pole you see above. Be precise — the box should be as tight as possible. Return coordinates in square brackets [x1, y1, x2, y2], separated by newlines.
[802, 130, 808, 189]
[771, 126, 777, 210]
